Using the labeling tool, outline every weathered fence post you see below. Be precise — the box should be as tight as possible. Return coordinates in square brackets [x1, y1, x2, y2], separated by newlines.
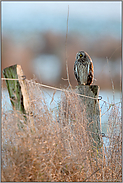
[76, 85, 102, 149]
[3, 64, 35, 132]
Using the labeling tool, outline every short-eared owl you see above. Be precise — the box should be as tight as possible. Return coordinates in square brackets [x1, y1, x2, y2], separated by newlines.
[74, 51, 94, 85]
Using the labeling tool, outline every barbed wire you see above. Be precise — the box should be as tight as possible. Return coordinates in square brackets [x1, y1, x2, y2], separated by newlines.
[1, 77, 121, 108]
[1, 77, 101, 100]
[27, 79, 103, 101]
[1, 77, 121, 137]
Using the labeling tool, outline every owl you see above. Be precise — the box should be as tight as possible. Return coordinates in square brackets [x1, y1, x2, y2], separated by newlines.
[74, 51, 94, 85]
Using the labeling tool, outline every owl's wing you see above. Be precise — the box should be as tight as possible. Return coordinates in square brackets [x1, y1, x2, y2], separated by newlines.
[87, 63, 90, 75]
[74, 61, 81, 84]
[87, 61, 94, 85]
[74, 61, 78, 79]
[90, 61, 94, 76]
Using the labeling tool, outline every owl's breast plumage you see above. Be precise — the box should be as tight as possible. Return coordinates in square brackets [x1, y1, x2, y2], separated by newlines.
[77, 62, 89, 84]
[74, 60, 93, 85]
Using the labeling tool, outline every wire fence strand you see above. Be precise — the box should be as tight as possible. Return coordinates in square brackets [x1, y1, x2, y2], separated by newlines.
[1, 77, 121, 107]
[1, 78, 19, 81]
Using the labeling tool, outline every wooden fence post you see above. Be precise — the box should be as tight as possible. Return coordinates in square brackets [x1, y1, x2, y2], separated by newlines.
[3, 64, 35, 132]
[76, 85, 102, 148]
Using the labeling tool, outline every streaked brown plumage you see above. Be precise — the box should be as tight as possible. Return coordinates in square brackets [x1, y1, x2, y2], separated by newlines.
[74, 51, 94, 85]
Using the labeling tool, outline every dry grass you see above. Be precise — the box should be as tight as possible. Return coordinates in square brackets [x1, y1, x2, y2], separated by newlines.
[1, 79, 122, 182]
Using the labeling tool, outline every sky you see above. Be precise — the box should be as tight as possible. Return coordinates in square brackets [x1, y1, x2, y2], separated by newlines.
[2, 1, 121, 19]
[2, 1, 121, 38]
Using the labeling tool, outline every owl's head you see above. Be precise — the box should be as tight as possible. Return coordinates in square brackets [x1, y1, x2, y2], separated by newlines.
[76, 51, 87, 60]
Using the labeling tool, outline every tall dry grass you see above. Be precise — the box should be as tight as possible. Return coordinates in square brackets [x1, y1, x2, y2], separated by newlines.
[1, 79, 122, 182]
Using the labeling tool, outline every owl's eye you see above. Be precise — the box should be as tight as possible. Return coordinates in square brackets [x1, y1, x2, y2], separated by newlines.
[77, 54, 83, 59]
[81, 53, 86, 59]
[76, 52, 85, 59]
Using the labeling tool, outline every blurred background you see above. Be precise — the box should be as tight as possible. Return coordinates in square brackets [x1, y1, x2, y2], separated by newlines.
[2, 1, 121, 90]
[1, 1, 122, 134]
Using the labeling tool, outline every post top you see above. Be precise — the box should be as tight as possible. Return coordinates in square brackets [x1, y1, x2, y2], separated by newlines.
[76, 84, 100, 97]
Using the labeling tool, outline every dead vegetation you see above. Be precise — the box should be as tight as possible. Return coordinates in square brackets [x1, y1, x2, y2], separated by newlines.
[1, 79, 122, 182]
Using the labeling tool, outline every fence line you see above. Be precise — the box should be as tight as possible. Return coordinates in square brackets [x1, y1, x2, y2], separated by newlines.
[1, 78, 19, 81]
[1, 77, 121, 108]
